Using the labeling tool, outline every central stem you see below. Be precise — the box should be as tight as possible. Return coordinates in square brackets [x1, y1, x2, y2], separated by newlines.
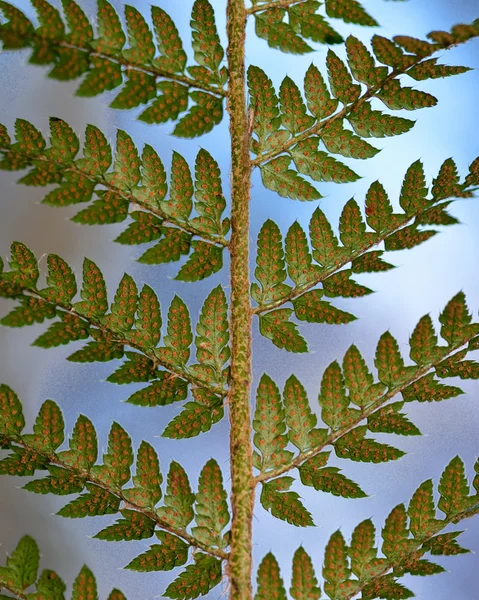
[225, 1, 254, 599]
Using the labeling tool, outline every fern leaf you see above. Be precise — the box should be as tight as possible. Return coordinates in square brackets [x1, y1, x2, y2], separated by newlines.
[0, 384, 25, 436]
[58, 415, 97, 470]
[0, 534, 39, 591]
[190, 0, 224, 78]
[252, 219, 291, 305]
[192, 459, 230, 548]
[138, 229, 191, 265]
[335, 426, 405, 463]
[162, 400, 224, 439]
[319, 361, 355, 430]
[285, 221, 318, 286]
[162, 151, 193, 221]
[192, 149, 227, 235]
[408, 479, 440, 538]
[326, 49, 361, 105]
[90, 422, 133, 490]
[58, 483, 120, 518]
[368, 402, 421, 436]
[325, 0, 378, 27]
[291, 138, 359, 184]
[261, 156, 321, 201]
[253, 374, 293, 472]
[122, 5, 155, 64]
[438, 456, 470, 517]
[126, 532, 188, 572]
[151, 6, 187, 73]
[260, 477, 314, 527]
[126, 375, 188, 408]
[22, 400, 64, 453]
[294, 290, 356, 325]
[279, 76, 314, 135]
[123, 440, 162, 509]
[255, 553, 287, 600]
[194, 286, 229, 382]
[300, 462, 367, 499]
[282, 374, 320, 451]
[323, 530, 356, 599]
[156, 461, 195, 529]
[349, 519, 377, 579]
[259, 309, 308, 353]
[290, 546, 321, 600]
[255, 9, 312, 55]
[94, 509, 155, 542]
[156, 296, 192, 367]
[164, 553, 222, 599]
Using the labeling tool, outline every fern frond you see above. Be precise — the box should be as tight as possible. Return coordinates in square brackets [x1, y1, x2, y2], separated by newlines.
[0, 385, 230, 572]
[257, 457, 478, 599]
[252, 158, 478, 348]
[0, 0, 226, 136]
[0, 244, 230, 442]
[248, 0, 381, 52]
[255, 295, 479, 490]
[248, 21, 478, 193]
[0, 119, 229, 256]
[0, 535, 127, 600]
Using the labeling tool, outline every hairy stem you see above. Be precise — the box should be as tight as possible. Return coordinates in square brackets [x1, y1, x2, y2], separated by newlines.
[5, 435, 228, 561]
[226, 1, 255, 598]
[247, 0, 307, 14]
[256, 338, 475, 483]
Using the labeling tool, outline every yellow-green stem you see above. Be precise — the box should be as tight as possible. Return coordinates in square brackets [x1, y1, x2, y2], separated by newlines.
[226, 1, 254, 598]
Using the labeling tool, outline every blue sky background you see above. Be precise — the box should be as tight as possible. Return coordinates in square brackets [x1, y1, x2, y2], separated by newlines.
[0, 0, 478, 598]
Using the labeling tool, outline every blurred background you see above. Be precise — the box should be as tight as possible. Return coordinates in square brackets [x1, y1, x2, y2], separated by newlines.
[0, 0, 478, 598]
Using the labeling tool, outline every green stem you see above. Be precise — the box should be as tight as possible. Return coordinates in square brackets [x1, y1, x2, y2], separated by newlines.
[226, 1, 255, 598]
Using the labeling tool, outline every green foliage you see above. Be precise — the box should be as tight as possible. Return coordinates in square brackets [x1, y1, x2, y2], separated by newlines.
[94, 510, 155, 542]
[254, 553, 287, 600]
[290, 546, 321, 600]
[164, 553, 222, 599]
[1, 1, 479, 599]
[0, 536, 127, 599]
[282, 375, 320, 451]
[126, 532, 188, 573]
[0, 119, 227, 275]
[192, 459, 230, 548]
[251, 156, 478, 351]
[255, 454, 479, 599]
[253, 374, 293, 472]
[0, 0, 226, 134]
[0, 383, 25, 436]
[299, 455, 367, 499]
[156, 461, 195, 529]
[260, 476, 314, 527]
